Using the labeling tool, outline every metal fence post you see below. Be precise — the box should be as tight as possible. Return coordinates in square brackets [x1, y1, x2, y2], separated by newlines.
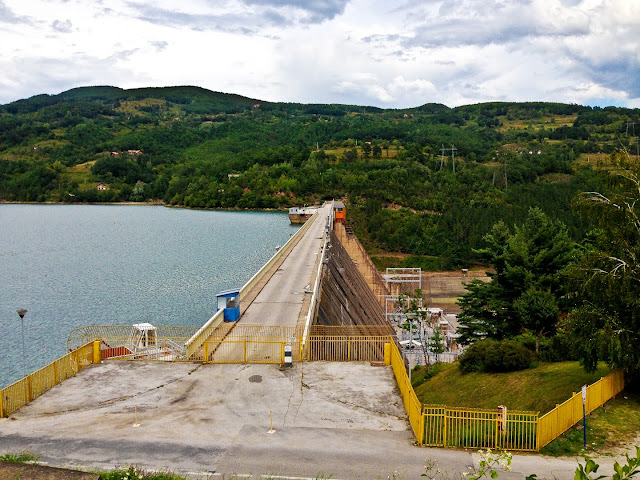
[443, 408, 447, 447]
[92, 340, 101, 364]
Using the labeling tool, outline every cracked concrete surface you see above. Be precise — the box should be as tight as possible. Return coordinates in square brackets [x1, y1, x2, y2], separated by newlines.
[0, 360, 409, 476]
[1, 360, 624, 479]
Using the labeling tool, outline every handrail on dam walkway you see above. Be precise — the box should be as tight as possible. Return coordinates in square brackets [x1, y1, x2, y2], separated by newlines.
[184, 208, 320, 360]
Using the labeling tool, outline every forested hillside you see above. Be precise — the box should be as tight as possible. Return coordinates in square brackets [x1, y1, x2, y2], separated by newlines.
[1, 85, 639, 267]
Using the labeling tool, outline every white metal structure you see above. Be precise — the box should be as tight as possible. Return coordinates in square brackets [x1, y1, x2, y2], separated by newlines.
[383, 267, 421, 291]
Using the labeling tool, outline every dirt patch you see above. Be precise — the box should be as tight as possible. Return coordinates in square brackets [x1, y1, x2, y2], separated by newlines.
[0, 462, 98, 479]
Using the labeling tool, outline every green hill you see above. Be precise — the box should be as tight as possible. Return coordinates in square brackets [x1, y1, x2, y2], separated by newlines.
[1, 86, 638, 267]
[414, 362, 612, 413]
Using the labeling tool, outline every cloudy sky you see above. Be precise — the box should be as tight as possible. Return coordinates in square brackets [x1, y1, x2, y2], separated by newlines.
[0, 0, 639, 108]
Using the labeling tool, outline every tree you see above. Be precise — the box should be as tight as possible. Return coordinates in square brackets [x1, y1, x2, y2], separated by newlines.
[513, 287, 559, 353]
[47, 160, 66, 198]
[381, 140, 390, 157]
[361, 142, 372, 157]
[566, 152, 640, 381]
[457, 207, 576, 345]
[372, 143, 382, 158]
[429, 326, 446, 362]
[342, 148, 357, 163]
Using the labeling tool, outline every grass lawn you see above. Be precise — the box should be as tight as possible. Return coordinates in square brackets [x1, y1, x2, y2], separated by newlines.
[541, 393, 640, 456]
[413, 361, 612, 414]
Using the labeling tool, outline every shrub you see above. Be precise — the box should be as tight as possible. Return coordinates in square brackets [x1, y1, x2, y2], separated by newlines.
[514, 332, 579, 362]
[539, 332, 579, 362]
[459, 339, 534, 373]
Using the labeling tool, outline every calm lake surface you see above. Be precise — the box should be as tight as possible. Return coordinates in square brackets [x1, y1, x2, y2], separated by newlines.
[0, 204, 298, 388]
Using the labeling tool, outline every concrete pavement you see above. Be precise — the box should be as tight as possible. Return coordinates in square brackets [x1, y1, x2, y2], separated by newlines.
[0, 360, 627, 480]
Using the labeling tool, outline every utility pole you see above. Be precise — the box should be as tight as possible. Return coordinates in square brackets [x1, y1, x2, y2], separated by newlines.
[504, 160, 508, 190]
[440, 144, 457, 172]
[451, 144, 457, 174]
[626, 121, 636, 136]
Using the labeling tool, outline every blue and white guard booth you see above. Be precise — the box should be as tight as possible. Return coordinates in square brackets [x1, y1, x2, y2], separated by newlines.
[217, 288, 241, 322]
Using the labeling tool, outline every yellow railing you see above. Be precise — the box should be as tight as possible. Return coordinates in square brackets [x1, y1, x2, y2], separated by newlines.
[304, 336, 388, 362]
[185, 309, 225, 360]
[0, 341, 99, 418]
[86, 330, 391, 365]
[537, 369, 625, 449]
[422, 405, 539, 451]
[184, 210, 319, 359]
[389, 340, 424, 443]
[239, 210, 317, 301]
[386, 340, 624, 451]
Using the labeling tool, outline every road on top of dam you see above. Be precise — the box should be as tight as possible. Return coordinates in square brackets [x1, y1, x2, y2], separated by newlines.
[240, 203, 332, 328]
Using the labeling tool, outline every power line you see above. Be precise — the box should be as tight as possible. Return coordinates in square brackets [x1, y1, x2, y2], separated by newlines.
[440, 144, 457, 173]
[626, 121, 636, 136]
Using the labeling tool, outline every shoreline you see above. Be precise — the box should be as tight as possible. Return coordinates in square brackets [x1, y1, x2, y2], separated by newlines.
[0, 200, 289, 213]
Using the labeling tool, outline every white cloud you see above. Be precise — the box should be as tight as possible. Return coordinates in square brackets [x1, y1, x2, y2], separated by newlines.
[0, 0, 638, 108]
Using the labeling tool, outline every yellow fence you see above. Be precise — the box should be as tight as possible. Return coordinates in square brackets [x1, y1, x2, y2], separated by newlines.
[105, 334, 390, 364]
[423, 405, 538, 451]
[386, 340, 623, 451]
[389, 339, 424, 443]
[68, 325, 395, 364]
[182, 211, 318, 360]
[0, 341, 99, 418]
[537, 369, 625, 449]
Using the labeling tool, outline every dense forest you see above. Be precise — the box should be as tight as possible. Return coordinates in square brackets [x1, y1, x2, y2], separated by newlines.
[1, 85, 639, 268]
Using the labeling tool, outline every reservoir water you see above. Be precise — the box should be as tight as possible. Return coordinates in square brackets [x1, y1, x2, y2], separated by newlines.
[0, 204, 298, 388]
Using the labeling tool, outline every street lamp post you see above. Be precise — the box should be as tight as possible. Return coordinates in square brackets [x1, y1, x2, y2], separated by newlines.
[16, 309, 27, 378]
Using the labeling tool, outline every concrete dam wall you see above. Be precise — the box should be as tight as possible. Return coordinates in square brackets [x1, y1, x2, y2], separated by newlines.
[317, 229, 393, 333]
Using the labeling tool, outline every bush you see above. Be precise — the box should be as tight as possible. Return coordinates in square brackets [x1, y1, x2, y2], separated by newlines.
[514, 332, 579, 362]
[539, 332, 579, 362]
[459, 339, 534, 373]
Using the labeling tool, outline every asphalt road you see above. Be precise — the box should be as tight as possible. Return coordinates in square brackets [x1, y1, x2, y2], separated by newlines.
[239, 203, 331, 327]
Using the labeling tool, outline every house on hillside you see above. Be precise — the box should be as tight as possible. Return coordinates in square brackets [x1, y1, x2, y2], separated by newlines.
[97, 183, 108, 191]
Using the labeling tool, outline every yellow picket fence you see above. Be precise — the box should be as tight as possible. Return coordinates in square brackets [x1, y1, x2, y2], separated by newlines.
[68, 325, 393, 364]
[389, 338, 424, 443]
[538, 369, 625, 448]
[0, 341, 99, 418]
[422, 405, 539, 451]
[386, 340, 624, 451]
